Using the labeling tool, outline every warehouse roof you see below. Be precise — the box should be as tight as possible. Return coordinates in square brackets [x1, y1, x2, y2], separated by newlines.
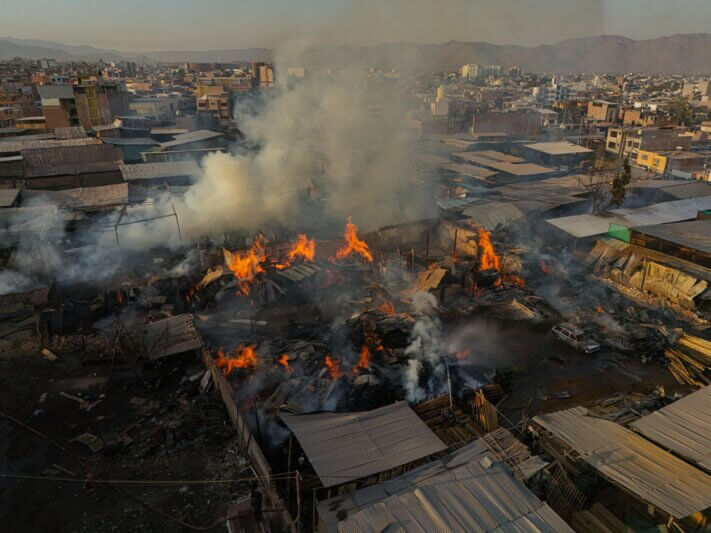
[21, 144, 124, 178]
[439, 162, 497, 178]
[633, 219, 711, 254]
[0, 137, 100, 155]
[317, 437, 572, 532]
[453, 151, 552, 176]
[22, 183, 128, 211]
[119, 160, 202, 181]
[524, 141, 593, 155]
[532, 406, 711, 518]
[631, 386, 711, 473]
[546, 196, 711, 238]
[279, 402, 446, 488]
[160, 130, 223, 149]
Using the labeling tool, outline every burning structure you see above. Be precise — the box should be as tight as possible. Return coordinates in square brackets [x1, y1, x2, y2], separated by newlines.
[4, 38, 711, 533]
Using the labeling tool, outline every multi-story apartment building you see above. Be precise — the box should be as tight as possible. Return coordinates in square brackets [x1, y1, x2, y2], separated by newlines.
[605, 127, 691, 159]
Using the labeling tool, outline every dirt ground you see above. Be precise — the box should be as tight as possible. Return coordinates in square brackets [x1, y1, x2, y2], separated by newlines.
[0, 336, 249, 532]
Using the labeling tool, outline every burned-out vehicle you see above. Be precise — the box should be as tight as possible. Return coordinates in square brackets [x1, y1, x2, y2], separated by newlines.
[551, 323, 600, 354]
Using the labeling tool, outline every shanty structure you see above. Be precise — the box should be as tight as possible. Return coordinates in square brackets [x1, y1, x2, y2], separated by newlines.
[279, 402, 446, 488]
[546, 196, 711, 240]
[119, 160, 201, 186]
[144, 314, 203, 360]
[532, 406, 711, 519]
[317, 437, 572, 532]
[452, 150, 553, 182]
[22, 183, 129, 212]
[629, 219, 711, 269]
[631, 385, 711, 473]
[20, 143, 124, 189]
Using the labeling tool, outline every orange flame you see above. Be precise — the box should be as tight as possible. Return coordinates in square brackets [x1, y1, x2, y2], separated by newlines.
[476, 226, 501, 271]
[224, 240, 267, 295]
[596, 306, 605, 313]
[324, 355, 342, 380]
[278, 354, 292, 372]
[275, 234, 316, 269]
[377, 301, 396, 315]
[215, 345, 258, 376]
[504, 275, 525, 287]
[540, 261, 551, 275]
[335, 217, 373, 262]
[353, 346, 371, 373]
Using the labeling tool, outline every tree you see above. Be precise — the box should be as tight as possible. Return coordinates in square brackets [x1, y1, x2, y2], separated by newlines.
[578, 169, 611, 214]
[611, 157, 632, 207]
[667, 97, 691, 126]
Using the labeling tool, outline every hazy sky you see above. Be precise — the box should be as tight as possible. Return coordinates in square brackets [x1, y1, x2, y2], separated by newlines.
[1, 0, 708, 51]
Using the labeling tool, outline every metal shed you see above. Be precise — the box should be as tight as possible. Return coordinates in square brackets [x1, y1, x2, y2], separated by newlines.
[279, 402, 446, 488]
[631, 385, 711, 473]
[532, 406, 711, 519]
[317, 437, 572, 532]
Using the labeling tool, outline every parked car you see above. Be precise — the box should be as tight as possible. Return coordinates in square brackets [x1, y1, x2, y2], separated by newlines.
[551, 323, 600, 354]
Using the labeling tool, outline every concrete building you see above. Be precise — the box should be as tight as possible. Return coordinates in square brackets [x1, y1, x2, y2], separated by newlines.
[605, 127, 691, 159]
[532, 81, 572, 106]
[682, 80, 711, 100]
[129, 96, 178, 121]
[73, 81, 129, 128]
[37, 85, 78, 129]
[587, 100, 619, 122]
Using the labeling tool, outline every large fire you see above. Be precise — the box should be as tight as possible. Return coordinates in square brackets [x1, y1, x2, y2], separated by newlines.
[224, 241, 267, 295]
[215, 345, 258, 376]
[476, 226, 501, 271]
[275, 234, 316, 269]
[324, 355, 342, 380]
[335, 217, 373, 262]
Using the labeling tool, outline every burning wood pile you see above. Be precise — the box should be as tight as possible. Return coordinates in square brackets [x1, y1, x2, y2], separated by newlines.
[186, 218, 375, 307]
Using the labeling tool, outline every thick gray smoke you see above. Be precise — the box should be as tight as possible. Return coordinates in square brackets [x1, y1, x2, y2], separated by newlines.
[0, 42, 432, 293]
[176, 43, 430, 238]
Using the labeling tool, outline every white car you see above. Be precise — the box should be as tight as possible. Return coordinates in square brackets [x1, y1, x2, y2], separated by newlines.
[552, 323, 600, 354]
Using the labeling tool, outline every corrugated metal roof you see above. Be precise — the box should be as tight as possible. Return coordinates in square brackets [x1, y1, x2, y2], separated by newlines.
[119, 161, 202, 181]
[462, 201, 525, 229]
[634, 219, 711, 253]
[533, 406, 711, 518]
[453, 151, 553, 176]
[546, 196, 711, 238]
[22, 183, 128, 211]
[22, 144, 124, 178]
[102, 137, 160, 146]
[279, 402, 446, 488]
[631, 386, 711, 473]
[54, 126, 87, 140]
[160, 130, 223, 149]
[317, 438, 572, 533]
[524, 141, 593, 155]
[0, 137, 100, 155]
[37, 85, 74, 100]
[144, 314, 202, 360]
[440, 162, 497, 178]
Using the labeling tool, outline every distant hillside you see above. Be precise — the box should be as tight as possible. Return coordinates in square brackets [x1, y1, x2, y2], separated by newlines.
[2, 34, 711, 73]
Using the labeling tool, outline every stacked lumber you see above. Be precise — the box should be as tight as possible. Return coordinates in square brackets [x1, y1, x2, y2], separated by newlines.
[665, 332, 711, 387]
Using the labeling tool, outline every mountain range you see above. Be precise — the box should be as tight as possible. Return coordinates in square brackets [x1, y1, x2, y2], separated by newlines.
[2, 34, 711, 73]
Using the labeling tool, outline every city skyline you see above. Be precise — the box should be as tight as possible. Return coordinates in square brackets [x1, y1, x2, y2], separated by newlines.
[1, 0, 709, 52]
